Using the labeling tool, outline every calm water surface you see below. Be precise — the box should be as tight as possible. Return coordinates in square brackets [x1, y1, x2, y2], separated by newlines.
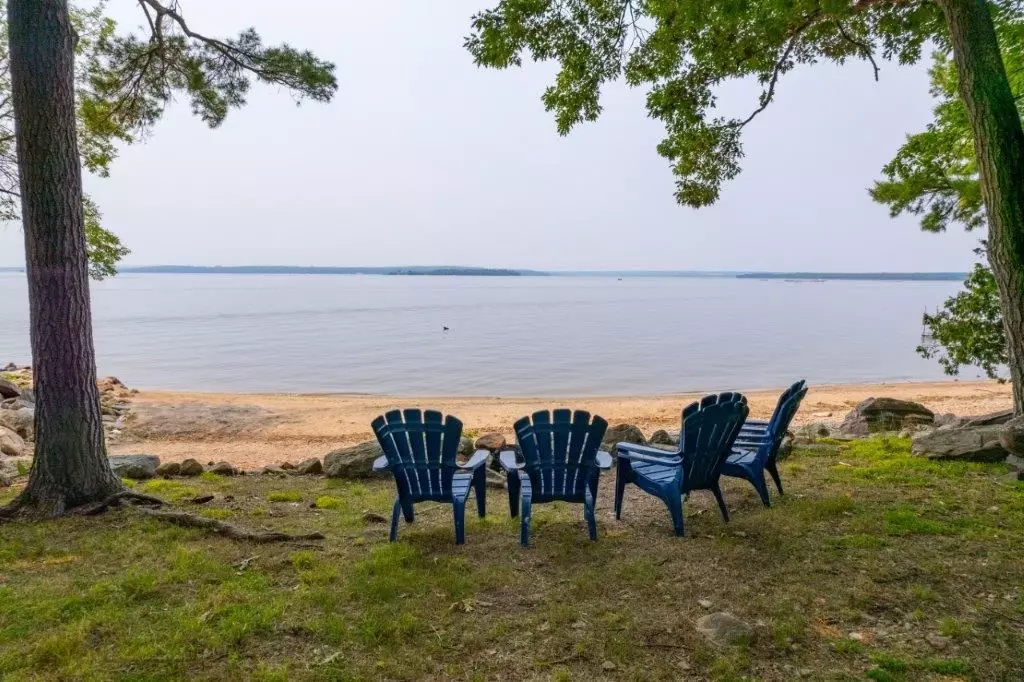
[0, 273, 967, 395]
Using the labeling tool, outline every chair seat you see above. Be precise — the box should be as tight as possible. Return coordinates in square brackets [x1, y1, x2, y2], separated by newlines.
[725, 449, 758, 466]
[629, 459, 679, 485]
[451, 471, 474, 502]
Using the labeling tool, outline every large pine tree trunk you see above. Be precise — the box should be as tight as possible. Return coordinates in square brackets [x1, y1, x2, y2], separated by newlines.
[7, 0, 123, 514]
[939, 0, 1024, 415]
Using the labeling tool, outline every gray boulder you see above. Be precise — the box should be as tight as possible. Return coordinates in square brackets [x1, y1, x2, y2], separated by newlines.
[963, 409, 1014, 427]
[933, 412, 964, 428]
[695, 612, 754, 646]
[602, 424, 646, 455]
[998, 415, 1024, 456]
[0, 377, 21, 399]
[109, 454, 160, 480]
[294, 457, 323, 476]
[324, 440, 386, 479]
[839, 397, 934, 436]
[0, 425, 25, 456]
[911, 424, 1008, 462]
[0, 407, 34, 441]
[179, 458, 204, 476]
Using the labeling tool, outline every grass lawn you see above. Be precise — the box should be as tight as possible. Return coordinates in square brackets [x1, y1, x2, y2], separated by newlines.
[1, 437, 1023, 681]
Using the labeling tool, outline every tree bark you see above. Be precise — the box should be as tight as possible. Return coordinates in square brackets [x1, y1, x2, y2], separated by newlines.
[7, 0, 123, 514]
[938, 0, 1024, 415]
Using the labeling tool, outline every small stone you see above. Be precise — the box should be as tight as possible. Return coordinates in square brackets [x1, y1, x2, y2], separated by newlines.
[602, 424, 646, 455]
[698, 599, 713, 609]
[280, 461, 296, 470]
[0, 425, 25, 456]
[155, 462, 181, 477]
[849, 632, 865, 641]
[695, 612, 754, 646]
[209, 461, 239, 476]
[925, 633, 950, 651]
[474, 433, 507, 452]
[458, 436, 475, 456]
[649, 429, 676, 446]
[179, 458, 204, 476]
[293, 457, 323, 475]
[0, 406, 34, 440]
[362, 511, 388, 523]
[262, 465, 287, 475]
[601, 661, 616, 671]
[0, 377, 21, 399]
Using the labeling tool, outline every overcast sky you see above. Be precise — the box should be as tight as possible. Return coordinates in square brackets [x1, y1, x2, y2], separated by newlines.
[0, 0, 983, 271]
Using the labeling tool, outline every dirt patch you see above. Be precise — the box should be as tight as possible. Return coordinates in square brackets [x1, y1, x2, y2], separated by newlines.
[127, 401, 285, 440]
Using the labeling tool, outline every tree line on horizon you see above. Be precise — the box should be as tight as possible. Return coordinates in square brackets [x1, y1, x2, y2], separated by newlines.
[1, 0, 1022, 516]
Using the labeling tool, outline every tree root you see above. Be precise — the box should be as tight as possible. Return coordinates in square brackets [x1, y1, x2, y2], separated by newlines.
[5, 489, 326, 544]
[80, 490, 166, 515]
[134, 507, 326, 543]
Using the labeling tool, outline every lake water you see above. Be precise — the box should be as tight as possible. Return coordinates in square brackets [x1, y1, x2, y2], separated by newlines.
[0, 273, 969, 395]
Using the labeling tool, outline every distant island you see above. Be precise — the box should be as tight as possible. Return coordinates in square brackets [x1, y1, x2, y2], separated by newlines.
[110, 265, 542, 276]
[734, 272, 966, 281]
[0, 266, 968, 281]
[388, 267, 522, 276]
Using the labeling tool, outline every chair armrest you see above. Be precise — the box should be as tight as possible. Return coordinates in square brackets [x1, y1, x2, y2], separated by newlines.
[498, 450, 521, 473]
[459, 449, 490, 470]
[617, 442, 681, 459]
[616, 444, 682, 467]
[372, 455, 390, 472]
[596, 451, 612, 469]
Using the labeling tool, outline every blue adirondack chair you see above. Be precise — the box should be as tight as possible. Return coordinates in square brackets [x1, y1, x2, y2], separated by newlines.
[722, 385, 807, 506]
[498, 409, 611, 546]
[370, 409, 488, 544]
[739, 380, 806, 436]
[614, 393, 749, 536]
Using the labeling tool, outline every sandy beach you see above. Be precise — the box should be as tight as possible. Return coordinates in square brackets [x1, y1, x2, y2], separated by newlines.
[109, 379, 1014, 470]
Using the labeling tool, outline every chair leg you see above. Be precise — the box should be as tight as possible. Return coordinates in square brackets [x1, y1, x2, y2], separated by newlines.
[752, 475, 772, 507]
[664, 492, 685, 537]
[473, 466, 487, 518]
[389, 499, 402, 542]
[584, 491, 598, 541]
[453, 500, 466, 545]
[711, 483, 730, 523]
[614, 459, 630, 520]
[507, 471, 521, 518]
[765, 461, 784, 495]
[520, 493, 532, 547]
[400, 497, 415, 523]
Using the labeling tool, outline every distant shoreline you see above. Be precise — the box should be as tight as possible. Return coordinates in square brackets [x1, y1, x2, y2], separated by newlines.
[0, 266, 970, 281]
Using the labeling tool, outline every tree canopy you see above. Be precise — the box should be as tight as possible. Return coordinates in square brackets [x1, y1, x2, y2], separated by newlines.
[465, 0, 962, 207]
[0, 0, 336, 279]
[872, 13, 1023, 379]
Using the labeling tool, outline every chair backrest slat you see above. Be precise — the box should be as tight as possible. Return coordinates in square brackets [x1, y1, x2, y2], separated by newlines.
[515, 409, 607, 502]
[373, 409, 463, 502]
[761, 386, 807, 465]
[680, 394, 749, 491]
